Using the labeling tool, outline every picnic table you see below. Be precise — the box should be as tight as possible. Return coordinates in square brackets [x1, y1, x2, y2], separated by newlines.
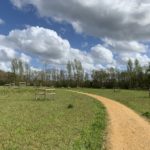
[35, 88, 56, 100]
[19, 82, 26, 87]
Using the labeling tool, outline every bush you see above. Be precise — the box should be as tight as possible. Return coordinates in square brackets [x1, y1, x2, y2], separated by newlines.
[142, 112, 150, 119]
[67, 104, 74, 109]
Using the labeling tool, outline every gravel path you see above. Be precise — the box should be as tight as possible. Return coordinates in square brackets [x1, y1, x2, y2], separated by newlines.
[69, 90, 150, 150]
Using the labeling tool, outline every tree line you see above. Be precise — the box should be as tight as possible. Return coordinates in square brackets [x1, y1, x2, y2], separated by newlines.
[0, 58, 150, 89]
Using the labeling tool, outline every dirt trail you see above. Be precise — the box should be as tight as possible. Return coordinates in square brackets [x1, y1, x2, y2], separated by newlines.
[68, 90, 150, 150]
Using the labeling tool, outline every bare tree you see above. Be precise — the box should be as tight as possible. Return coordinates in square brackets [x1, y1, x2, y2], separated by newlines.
[11, 58, 19, 83]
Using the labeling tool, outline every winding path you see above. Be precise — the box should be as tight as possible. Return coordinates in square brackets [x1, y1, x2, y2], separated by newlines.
[68, 90, 150, 150]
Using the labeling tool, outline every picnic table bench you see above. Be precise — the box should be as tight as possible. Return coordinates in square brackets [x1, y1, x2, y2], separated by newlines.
[35, 88, 56, 100]
[4, 84, 11, 87]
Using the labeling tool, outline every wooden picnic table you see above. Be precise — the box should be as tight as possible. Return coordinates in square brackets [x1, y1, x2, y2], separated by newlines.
[35, 88, 56, 100]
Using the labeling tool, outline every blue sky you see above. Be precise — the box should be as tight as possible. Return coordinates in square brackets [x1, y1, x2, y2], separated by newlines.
[0, 0, 150, 71]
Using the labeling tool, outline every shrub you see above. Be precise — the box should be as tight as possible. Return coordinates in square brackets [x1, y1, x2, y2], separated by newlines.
[142, 112, 150, 119]
[67, 104, 74, 109]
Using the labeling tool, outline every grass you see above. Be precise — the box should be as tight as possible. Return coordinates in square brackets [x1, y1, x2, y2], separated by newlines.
[76, 88, 150, 120]
[0, 87, 106, 150]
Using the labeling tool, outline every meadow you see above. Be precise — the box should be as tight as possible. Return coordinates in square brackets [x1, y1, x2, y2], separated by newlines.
[1, 87, 150, 150]
[0, 87, 106, 150]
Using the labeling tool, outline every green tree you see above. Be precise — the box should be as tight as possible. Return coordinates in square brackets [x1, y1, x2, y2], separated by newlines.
[127, 59, 134, 88]
[74, 59, 84, 87]
[134, 59, 143, 88]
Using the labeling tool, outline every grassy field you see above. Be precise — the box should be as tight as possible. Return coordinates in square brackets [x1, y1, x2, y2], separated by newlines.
[2, 87, 149, 150]
[77, 88, 150, 120]
[0, 87, 106, 150]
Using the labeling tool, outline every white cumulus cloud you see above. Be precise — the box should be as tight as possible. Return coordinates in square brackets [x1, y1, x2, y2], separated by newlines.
[0, 25, 150, 71]
[91, 44, 115, 65]
[0, 26, 98, 71]
[104, 39, 148, 53]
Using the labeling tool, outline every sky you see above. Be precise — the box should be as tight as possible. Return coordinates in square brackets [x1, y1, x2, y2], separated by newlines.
[0, 0, 150, 72]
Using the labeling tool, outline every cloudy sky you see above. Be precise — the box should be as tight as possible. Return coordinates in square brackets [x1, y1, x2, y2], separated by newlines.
[0, 0, 150, 71]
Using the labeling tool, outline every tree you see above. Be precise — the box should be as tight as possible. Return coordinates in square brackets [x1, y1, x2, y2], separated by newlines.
[127, 59, 133, 73]
[25, 63, 31, 84]
[106, 67, 117, 89]
[74, 59, 84, 87]
[18, 59, 24, 81]
[59, 70, 66, 87]
[11, 58, 19, 83]
[84, 72, 91, 87]
[0, 57, 149, 89]
[67, 61, 72, 86]
[134, 59, 143, 88]
[91, 70, 99, 88]
[127, 59, 134, 88]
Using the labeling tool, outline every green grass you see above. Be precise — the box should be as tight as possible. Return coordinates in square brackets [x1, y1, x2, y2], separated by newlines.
[0, 87, 106, 150]
[76, 88, 150, 120]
